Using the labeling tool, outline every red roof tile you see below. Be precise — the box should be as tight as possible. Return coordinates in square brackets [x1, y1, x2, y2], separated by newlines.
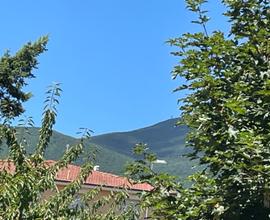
[0, 160, 15, 173]
[0, 160, 153, 191]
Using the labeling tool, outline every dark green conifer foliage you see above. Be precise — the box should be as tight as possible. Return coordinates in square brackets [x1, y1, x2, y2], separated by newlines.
[0, 36, 48, 119]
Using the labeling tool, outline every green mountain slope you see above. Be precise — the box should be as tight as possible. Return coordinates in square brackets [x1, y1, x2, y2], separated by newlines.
[90, 118, 198, 177]
[91, 118, 189, 157]
[0, 119, 198, 177]
[0, 127, 132, 175]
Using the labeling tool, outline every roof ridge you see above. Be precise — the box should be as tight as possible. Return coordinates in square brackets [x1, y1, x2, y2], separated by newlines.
[0, 159, 153, 191]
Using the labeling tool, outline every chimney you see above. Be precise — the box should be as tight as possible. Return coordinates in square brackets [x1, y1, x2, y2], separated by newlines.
[93, 165, 100, 171]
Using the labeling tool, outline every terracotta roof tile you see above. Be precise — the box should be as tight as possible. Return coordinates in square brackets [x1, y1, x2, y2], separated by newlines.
[0, 160, 153, 191]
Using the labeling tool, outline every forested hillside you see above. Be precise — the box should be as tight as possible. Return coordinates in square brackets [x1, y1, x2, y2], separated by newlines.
[0, 119, 197, 177]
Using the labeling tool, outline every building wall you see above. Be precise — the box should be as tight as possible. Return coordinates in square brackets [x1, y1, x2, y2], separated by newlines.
[41, 183, 148, 219]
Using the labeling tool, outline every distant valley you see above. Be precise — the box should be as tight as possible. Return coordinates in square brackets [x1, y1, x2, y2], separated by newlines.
[0, 119, 199, 177]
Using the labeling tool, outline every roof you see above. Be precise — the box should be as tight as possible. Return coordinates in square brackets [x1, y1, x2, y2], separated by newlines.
[0, 160, 153, 191]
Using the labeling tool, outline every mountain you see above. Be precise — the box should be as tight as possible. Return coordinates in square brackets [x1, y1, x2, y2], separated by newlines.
[0, 127, 132, 174]
[91, 118, 189, 157]
[0, 119, 199, 177]
[91, 119, 198, 177]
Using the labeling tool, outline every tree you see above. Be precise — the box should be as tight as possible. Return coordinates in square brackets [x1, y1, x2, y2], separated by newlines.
[0, 36, 48, 120]
[0, 40, 138, 220]
[127, 0, 270, 219]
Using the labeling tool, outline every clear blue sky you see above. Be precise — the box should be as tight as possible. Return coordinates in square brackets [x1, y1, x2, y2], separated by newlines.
[0, 0, 227, 136]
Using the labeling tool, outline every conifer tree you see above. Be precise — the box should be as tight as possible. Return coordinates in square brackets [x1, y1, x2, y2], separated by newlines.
[0, 37, 48, 119]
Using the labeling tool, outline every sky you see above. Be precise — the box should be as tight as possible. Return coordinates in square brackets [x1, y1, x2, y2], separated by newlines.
[0, 0, 228, 136]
